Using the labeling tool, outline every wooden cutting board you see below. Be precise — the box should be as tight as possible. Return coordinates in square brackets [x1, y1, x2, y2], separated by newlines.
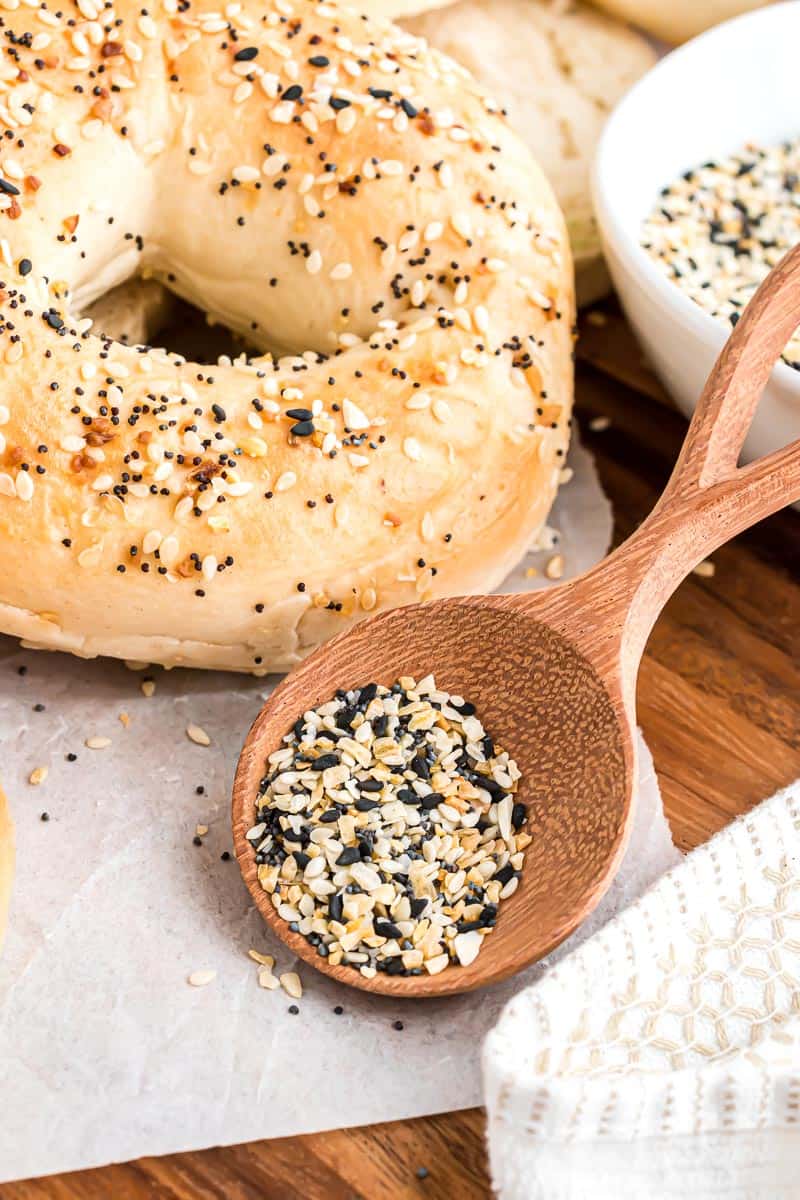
[3, 303, 799, 1200]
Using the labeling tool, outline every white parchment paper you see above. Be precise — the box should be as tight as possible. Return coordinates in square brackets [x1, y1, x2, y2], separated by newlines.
[0, 439, 681, 1182]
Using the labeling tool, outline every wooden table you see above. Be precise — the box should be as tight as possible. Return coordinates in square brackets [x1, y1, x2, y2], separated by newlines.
[4, 306, 800, 1200]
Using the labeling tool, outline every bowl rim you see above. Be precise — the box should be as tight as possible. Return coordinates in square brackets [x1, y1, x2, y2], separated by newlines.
[591, 0, 800, 394]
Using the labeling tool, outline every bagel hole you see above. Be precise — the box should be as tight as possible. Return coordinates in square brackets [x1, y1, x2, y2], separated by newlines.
[83, 276, 261, 365]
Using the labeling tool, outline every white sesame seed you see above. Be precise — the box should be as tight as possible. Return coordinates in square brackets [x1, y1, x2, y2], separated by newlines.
[454, 930, 483, 966]
[545, 554, 564, 580]
[279, 971, 302, 999]
[275, 470, 297, 493]
[15, 471, 33, 502]
[342, 398, 370, 430]
[270, 101, 293, 124]
[403, 437, 422, 462]
[228, 481, 254, 497]
[589, 415, 611, 432]
[186, 724, 211, 747]
[232, 164, 260, 184]
[188, 969, 217, 987]
[336, 106, 357, 134]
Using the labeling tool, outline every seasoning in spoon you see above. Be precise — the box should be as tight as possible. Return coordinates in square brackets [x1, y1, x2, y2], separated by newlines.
[641, 137, 800, 367]
[247, 675, 529, 979]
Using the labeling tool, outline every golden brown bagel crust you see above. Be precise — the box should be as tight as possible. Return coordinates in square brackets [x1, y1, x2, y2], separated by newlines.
[0, 0, 573, 673]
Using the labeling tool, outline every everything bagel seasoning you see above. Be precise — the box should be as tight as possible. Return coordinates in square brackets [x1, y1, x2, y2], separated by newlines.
[248, 675, 529, 979]
[641, 138, 800, 367]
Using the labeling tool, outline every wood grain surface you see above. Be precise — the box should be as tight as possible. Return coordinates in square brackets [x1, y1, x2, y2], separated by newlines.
[3, 302, 799, 1199]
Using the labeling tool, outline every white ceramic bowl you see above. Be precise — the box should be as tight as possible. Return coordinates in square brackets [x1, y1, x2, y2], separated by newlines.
[593, 0, 800, 464]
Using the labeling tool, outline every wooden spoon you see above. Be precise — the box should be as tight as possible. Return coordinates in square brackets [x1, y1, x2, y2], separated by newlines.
[232, 245, 800, 998]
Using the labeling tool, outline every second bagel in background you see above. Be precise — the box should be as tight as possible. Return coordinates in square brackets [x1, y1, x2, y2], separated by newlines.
[402, 0, 657, 305]
[585, 0, 770, 45]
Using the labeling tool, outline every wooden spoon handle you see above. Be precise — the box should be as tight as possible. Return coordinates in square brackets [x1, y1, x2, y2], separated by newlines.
[613, 243, 800, 664]
[659, 240, 800, 510]
[507, 243, 800, 681]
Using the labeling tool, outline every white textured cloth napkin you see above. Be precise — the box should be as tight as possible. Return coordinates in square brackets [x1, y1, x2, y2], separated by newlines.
[484, 780, 800, 1200]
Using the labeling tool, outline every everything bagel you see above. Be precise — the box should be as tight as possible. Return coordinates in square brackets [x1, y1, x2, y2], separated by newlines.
[0, 0, 573, 673]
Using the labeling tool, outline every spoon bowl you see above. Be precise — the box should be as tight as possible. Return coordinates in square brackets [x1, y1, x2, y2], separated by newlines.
[233, 598, 632, 996]
[233, 245, 800, 997]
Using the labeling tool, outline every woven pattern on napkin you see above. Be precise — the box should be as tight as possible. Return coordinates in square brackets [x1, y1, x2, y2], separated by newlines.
[483, 782, 800, 1200]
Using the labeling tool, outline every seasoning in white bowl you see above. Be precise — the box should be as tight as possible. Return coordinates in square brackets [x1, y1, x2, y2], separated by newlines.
[641, 138, 800, 366]
[247, 676, 529, 979]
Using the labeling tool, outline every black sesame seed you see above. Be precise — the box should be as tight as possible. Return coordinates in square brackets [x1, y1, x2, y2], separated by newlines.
[359, 778, 383, 792]
[312, 753, 339, 771]
[375, 919, 402, 939]
[355, 798, 379, 812]
[336, 846, 361, 866]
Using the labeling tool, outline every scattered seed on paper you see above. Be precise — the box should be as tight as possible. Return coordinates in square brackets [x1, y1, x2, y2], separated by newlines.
[188, 969, 217, 987]
[85, 736, 111, 750]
